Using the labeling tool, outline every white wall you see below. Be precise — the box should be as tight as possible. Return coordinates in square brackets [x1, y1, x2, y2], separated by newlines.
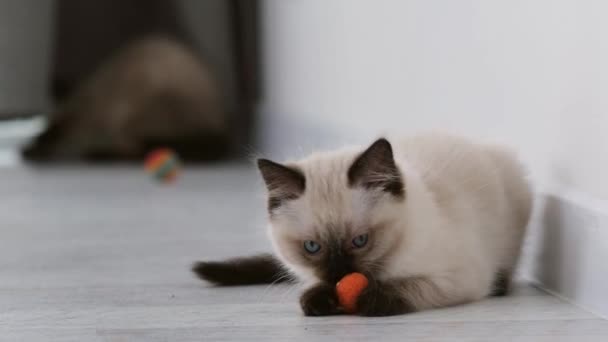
[260, 0, 608, 200]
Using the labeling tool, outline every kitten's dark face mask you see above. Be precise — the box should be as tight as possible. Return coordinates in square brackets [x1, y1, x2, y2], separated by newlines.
[258, 138, 405, 283]
[300, 230, 375, 283]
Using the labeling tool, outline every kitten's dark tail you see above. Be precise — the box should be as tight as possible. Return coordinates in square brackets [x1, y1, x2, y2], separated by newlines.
[192, 253, 293, 286]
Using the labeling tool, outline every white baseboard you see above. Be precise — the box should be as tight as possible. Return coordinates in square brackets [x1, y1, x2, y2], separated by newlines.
[0, 116, 44, 167]
[524, 189, 608, 319]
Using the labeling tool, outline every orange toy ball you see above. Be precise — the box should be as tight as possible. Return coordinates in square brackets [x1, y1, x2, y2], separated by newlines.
[336, 272, 369, 314]
[144, 148, 180, 183]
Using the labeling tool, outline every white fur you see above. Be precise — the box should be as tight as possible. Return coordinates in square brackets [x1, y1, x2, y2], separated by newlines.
[267, 133, 532, 307]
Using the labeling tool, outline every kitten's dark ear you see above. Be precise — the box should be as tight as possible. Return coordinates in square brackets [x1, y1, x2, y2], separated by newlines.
[348, 138, 404, 197]
[257, 159, 306, 211]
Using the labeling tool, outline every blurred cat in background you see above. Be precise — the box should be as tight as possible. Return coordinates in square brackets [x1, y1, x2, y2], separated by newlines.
[23, 35, 228, 162]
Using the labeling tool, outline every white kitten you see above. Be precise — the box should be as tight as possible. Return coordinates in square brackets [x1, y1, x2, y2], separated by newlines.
[194, 133, 532, 316]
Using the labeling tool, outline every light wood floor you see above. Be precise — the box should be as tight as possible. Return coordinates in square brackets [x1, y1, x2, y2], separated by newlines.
[1, 165, 607, 341]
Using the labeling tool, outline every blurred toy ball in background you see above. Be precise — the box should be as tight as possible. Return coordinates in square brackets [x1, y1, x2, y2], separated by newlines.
[144, 148, 180, 183]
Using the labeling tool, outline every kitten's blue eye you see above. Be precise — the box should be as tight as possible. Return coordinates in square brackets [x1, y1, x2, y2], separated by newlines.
[303, 240, 321, 254]
[352, 234, 369, 248]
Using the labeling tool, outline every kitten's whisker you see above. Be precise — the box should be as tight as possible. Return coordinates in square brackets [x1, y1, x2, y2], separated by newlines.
[257, 271, 293, 302]
[278, 282, 302, 303]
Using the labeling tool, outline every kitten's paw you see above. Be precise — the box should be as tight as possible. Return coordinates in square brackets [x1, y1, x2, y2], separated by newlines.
[356, 281, 415, 316]
[300, 283, 342, 316]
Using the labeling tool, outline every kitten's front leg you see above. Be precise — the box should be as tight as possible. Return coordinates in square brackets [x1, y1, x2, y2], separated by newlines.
[357, 277, 442, 316]
[300, 282, 342, 316]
